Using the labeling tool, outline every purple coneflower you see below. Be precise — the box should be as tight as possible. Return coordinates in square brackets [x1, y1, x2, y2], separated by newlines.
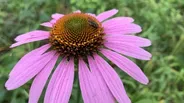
[5, 9, 151, 103]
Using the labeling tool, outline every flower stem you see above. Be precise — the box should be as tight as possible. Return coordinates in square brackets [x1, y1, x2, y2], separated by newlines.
[76, 80, 81, 103]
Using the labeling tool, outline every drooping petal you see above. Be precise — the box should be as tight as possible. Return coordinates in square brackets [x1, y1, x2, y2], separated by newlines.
[101, 49, 149, 84]
[44, 58, 67, 103]
[88, 56, 115, 103]
[103, 22, 142, 35]
[52, 13, 64, 20]
[79, 58, 97, 103]
[104, 42, 152, 60]
[11, 31, 50, 48]
[97, 9, 118, 22]
[93, 54, 131, 103]
[11, 36, 49, 48]
[105, 34, 151, 47]
[79, 58, 114, 103]
[28, 54, 59, 103]
[9, 44, 51, 77]
[15, 30, 50, 41]
[5, 51, 56, 90]
[40, 22, 53, 28]
[44, 58, 74, 103]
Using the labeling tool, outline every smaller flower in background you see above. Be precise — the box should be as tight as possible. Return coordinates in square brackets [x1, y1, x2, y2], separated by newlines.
[5, 9, 151, 103]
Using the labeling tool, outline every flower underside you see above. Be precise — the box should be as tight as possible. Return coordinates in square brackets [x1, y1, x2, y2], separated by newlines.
[50, 13, 104, 57]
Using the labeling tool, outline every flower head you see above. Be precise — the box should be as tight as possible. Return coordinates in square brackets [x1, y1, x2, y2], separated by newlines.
[6, 9, 151, 103]
[50, 13, 104, 57]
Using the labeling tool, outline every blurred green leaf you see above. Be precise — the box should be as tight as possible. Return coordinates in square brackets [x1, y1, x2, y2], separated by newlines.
[0, 0, 184, 103]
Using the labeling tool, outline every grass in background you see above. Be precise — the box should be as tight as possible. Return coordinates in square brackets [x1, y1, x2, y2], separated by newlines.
[0, 0, 184, 103]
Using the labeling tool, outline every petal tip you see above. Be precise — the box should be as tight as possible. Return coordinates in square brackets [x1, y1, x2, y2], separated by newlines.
[10, 44, 15, 48]
[5, 86, 12, 91]
[112, 8, 118, 13]
[137, 26, 142, 33]
[109, 9, 119, 15]
[5, 86, 15, 91]
[132, 24, 142, 33]
[40, 22, 52, 28]
[146, 40, 152, 47]
[143, 81, 149, 85]
[141, 77, 149, 85]
[148, 53, 152, 58]
[5, 81, 12, 90]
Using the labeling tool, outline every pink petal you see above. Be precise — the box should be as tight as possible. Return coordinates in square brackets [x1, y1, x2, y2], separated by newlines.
[88, 56, 115, 103]
[79, 58, 97, 103]
[44, 58, 74, 103]
[41, 13, 64, 28]
[28, 54, 59, 103]
[102, 17, 134, 26]
[104, 42, 152, 60]
[44, 58, 67, 103]
[103, 22, 142, 35]
[11, 36, 49, 48]
[11, 31, 50, 48]
[93, 54, 131, 103]
[40, 22, 53, 28]
[15, 30, 50, 41]
[74, 10, 81, 13]
[41, 19, 57, 28]
[9, 44, 51, 77]
[50, 19, 57, 24]
[87, 13, 96, 17]
[97, 9, 118, 22]
[51, 13, 64, 20]
[101, 49, 149, 84]
[79, 58, 113, 103]
[105, 34, 151, 47]
[5, 51, 56, 90]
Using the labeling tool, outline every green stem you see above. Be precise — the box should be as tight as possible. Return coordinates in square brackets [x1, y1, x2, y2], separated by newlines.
[76, 80, 81, 103]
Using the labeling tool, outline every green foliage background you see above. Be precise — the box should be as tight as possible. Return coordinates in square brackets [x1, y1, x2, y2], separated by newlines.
[0, 0, 184, 103]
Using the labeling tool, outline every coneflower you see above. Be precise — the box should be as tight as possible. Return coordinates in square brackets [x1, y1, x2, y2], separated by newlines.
[5, 9, 151, 103]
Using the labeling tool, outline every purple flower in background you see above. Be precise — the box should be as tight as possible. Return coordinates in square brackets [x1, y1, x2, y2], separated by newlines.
[5, 9, 151, 103]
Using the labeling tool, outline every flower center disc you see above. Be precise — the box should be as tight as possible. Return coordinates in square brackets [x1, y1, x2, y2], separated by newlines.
[50, 13, 104, 57]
